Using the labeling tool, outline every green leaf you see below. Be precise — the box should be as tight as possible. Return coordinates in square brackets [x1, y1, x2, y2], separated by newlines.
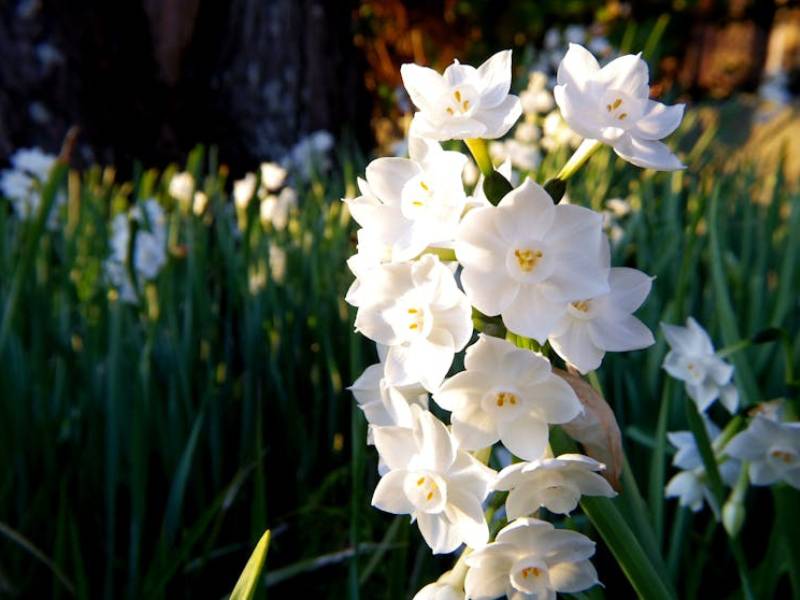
[774, 486, 800, 598]
[483, 170, 513, 205]
[230, 529, 271, 600]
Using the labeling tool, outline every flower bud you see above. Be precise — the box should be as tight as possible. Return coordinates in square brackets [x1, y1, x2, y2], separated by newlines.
[722, 499, 745, 538]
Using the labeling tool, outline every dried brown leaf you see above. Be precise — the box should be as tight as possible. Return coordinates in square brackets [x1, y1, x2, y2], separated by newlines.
[554, 367, 623, 491]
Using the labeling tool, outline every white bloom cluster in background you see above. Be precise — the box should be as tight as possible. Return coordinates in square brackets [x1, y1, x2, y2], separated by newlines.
[230, 162, 297, 232]
[0, 147, 65, 229]
[345, 43, 682, 600]
[662, 317, 800, 527]
[104, 199, 168, 303]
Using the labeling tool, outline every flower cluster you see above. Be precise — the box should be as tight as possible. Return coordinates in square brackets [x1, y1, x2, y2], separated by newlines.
[662, 318, 800, 533]
[105, 198, 168, 303]
[346, 43, 682, 599]
[0, 147, 64, 228]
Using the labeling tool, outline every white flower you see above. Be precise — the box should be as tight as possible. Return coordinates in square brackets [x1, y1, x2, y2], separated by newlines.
[726, 416, 800, 489]
[0, 147, 63, 227]
[520, 87, 555, 115]
[661, 317, 738, 413]
[268, 242, 287, 283]
[665, 422, 740, 513]
[465, 518, 599, 600]
[549, 266, 654, 374]
[260, 187, 297, 230]
[540, 110, 581, 152]
[504, 140, 541, 172]
[192, 191, 209, 216]
[344, 225, 393, 307]
[513, 122, 540, 144]
[260, 162, 287, 191]
[554, 43, 685, 170]
[413, 582, 464, 600]
[401, 50, 522, 141]
[285, 130, 334, 179]
[345, 137, 467, 262]
[435, 335, 582, 460]
[168, 172, 194, 208]
[494, 454, 615, 517]
[371, 410, 495, 554]
[233, 173, 257, 211]
[455, 178, 608, 342]
[350, 360, 428, 436]
[353, 254, 472, 392]
[105, 199, 168, 303]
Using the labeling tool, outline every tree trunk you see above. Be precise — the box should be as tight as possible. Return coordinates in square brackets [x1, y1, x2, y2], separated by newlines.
[0, 0, 372, 175]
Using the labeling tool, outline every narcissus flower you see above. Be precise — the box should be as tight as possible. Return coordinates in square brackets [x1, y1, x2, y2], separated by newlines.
[354, 255, 472, 392]
[494, 454, 615, 517]
[554, 43, 685, 170]
[725, 416, 800, 489]
[549, 266, 654, 374]
[455, 179, 608, 342]
[435, 335, 581, 460]
[665, 423, 740, 513]
[0, 147, 63, 227]
[412, 582, 464, 600]
[465, 518, 599, 600]
[168, 172, 195, 207]
[345, 137, 467, 262]
[402, 50, 522, 141]
[371, 410, 495, 554]
[105, 199, 168, 303]
[661, 317, 738, 413]
[350, 360, 428, 434]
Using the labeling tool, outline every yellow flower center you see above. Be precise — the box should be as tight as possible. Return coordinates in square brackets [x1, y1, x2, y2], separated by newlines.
[514, 248, 543, 272]
[572, 300, 591, 312]
[606, 97, 627, 120]
[771, 449, 795, 464]
[495, 391, 518, 407]
[445, 89, 471, 115]
[521, 566, 542, 579]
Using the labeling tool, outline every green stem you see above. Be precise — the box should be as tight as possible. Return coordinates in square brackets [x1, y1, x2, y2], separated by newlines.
[464, 138, 493, 176]
[554, 138, 603, 181]
[416, 246, 457, 262]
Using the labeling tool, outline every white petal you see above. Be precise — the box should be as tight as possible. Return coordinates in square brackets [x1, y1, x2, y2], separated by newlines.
[549, 560, 599, 593]
[413, 329, 457, 392]
[372, 425, 417, 471]
[633, 100, 685, 140]
[725, 429, 767, 461]
[460, 267, 519, 317]
[455, 206, 507, 272]
[556, 43, 600, 91]
[417, 512, 462, 554]
[613, 135, 684, 171]
[497, 413, 549, 460]
[355, 304, 399, 345]
[505, 485, 542, 520]
[501, 284, 565, 342]
[589, 314, 654, 352]
[452, 402, 499, 450]
[749, 460, 781, 486]
[416, 409, 457, 472]
[477, 50, 513, 108]
[372, 470, 415, 514]
[445, 488, 490, 549]
[550, 321, 605, 374]
[596, 53, 650, 97]
[411, 112, 488, 141]
[494, 517, 553, 552]
[443, 62, 478, 86]
[553, 84, 601, 140]
[464, 334, 514, 373]
[366, 157, 420, 206]
[465, 549, 514, 599]
[401, 63, 448, 113]
[606, 267, 653, 312]
[476, 95, 523, 139]
[719, 384, 739, 413]
[526, 376, 583, 424]
[434, 370, 487, 411]
[495, 178, 557, 243]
